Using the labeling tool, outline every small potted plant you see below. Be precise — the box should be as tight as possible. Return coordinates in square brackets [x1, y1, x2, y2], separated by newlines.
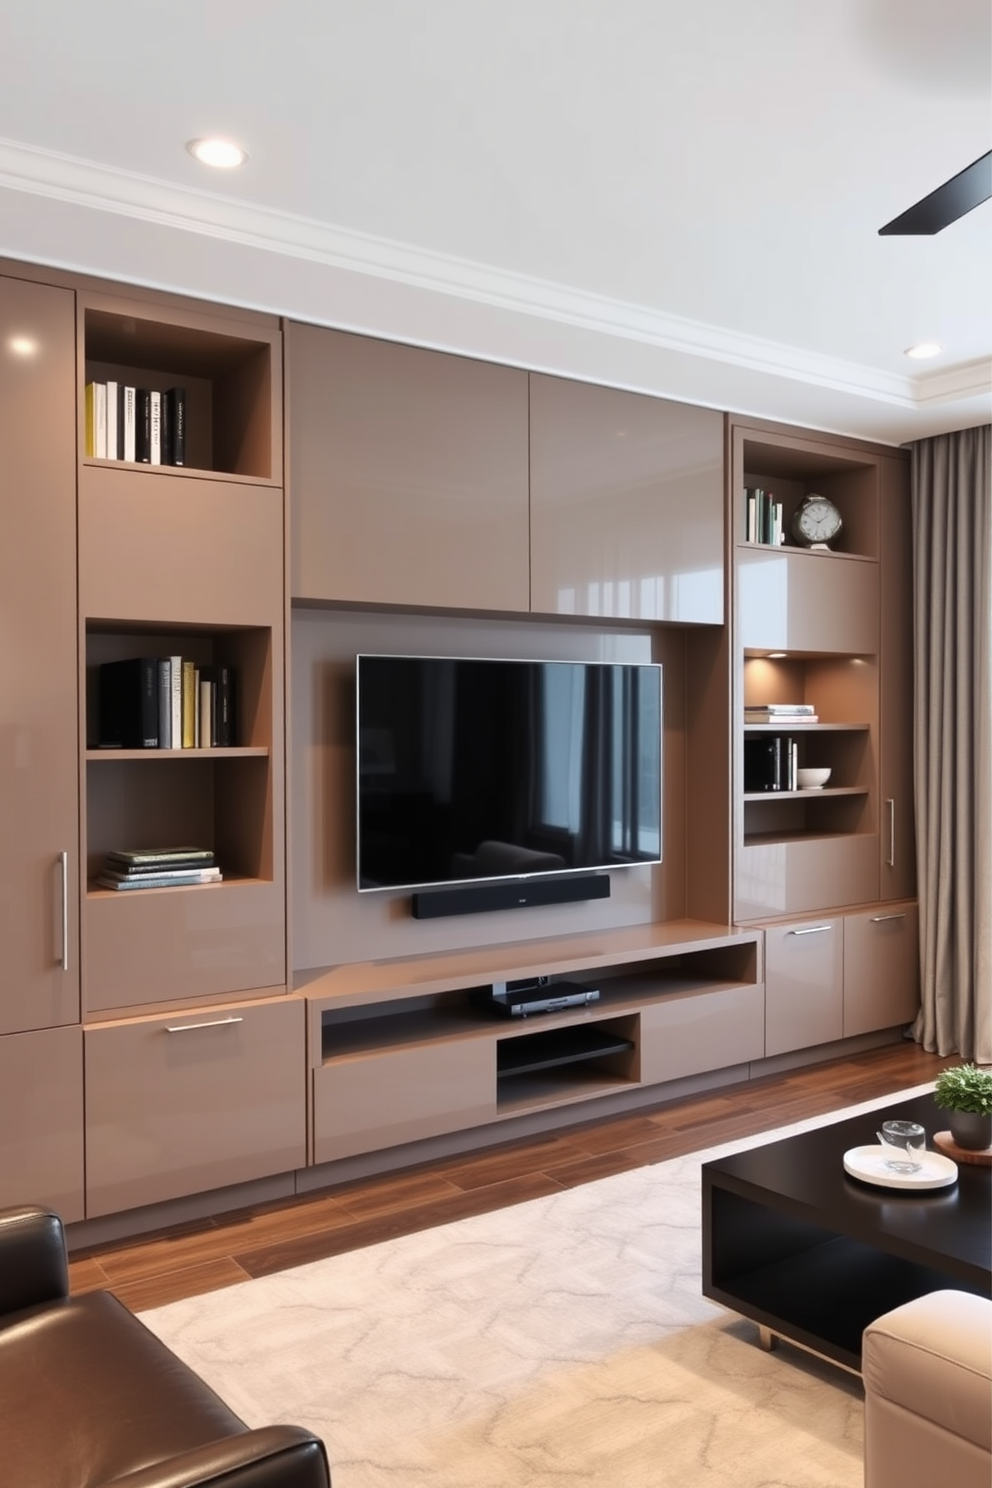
[933, 1063, 992, 1151]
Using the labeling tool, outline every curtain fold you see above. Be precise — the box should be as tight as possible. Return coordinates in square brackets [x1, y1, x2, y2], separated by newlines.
[910, 423, 991, 1062]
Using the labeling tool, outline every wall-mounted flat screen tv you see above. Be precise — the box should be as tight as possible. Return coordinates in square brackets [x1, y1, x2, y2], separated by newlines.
[356, 654, 662, 892]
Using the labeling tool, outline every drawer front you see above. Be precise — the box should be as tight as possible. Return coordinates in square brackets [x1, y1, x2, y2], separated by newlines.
[764, 918, 843, 1057]
[85, 995, 305, 1216]
[639, 984, 764, 1084]
[843, 902, 919, 1037]
[313, 1039, 495, 1164]
[736, 835, 879, 922]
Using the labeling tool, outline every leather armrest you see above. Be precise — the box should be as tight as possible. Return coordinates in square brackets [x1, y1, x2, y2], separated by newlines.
[0, 1206, 69, 1316]
[102, 1425, 331, 1488]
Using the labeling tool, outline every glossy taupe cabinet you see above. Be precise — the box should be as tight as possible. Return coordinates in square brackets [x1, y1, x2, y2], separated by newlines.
[0, 1026, 84, 1220]
[84, 995, 306, 1216]
[0, 275, 80, 1035]
[843, 902, 919, 1037]
[288, 324, 530, 612]
[764, 917, 844, 1057]
[530, 375, 724, 623]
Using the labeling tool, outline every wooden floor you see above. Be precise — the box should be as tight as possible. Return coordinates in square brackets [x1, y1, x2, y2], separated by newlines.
[69, 1041, 954, 1313]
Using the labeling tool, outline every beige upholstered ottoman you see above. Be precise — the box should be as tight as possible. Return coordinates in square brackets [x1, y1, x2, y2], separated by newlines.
[863, 1290, 992, 1488]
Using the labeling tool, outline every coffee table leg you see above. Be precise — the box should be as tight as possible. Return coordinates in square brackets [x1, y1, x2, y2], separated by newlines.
[758, 1326, 778, 1352]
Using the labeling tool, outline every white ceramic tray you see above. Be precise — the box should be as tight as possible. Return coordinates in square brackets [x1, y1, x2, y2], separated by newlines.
[843, 1144, 958, 1191]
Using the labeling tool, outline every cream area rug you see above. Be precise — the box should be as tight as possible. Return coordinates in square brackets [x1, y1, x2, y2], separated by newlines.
[141, 1086, 933, 1488]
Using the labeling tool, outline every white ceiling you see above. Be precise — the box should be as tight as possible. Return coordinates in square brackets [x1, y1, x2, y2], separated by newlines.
[1, 0, 990, 445]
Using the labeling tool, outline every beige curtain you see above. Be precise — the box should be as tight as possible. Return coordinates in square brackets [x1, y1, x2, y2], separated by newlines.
[910, 423, 991, 1062]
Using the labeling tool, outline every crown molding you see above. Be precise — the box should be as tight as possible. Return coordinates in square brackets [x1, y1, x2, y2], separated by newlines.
[0, 136, 988, 414]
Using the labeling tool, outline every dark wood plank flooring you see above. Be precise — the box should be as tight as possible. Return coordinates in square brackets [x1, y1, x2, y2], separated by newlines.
[69, 1042, 954, 1313]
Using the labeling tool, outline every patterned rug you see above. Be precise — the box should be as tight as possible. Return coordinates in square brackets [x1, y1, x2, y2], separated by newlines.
[142, 1085, 933, 1488]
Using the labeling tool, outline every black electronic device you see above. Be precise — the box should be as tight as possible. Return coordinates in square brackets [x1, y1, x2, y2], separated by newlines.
[475, 978, 601, 1018]
[411, 872, 611, 919]
[357, 654, 662, 897]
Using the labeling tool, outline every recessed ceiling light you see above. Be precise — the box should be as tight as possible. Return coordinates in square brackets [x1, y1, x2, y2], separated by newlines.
[904, 342, 943, 360]
[186, 137, 248, 169]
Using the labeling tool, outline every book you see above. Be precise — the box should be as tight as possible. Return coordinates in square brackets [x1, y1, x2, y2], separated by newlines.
[84, 381, 96, 457]
[122, 386, 137, 462]
[94, 381, 108, 459]
[98, 657, 159, 748]
[200, 664, 235, 746]
[106, 380, 118, 460]
[169, 654, 183, 747]
[157, 658, 172, 748]
[198, 675, 213, 748]
[163, 386, 185, 465]
[97, 867, 222, 890]
[745, 703, 816, 716]
[135, 389, 151, 462]
[149, 390, 162, 464]
[105, 847, 217, 867]
[160, 385, 173, 465]
[744, 712, 819, 725]
[181, 660, 197, 748]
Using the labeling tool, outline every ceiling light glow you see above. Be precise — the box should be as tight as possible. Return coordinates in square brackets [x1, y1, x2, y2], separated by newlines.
[904, 342, 942, 360]
[186, 137, 248, 169]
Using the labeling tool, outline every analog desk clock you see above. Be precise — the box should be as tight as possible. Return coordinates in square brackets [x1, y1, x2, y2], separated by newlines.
[790, 493, 842, 549]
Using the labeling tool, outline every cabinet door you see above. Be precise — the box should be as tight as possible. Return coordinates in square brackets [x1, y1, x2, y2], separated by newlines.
[0, 1026, 84, 1220]
[843, 903, 919, 1037]
[530, 375, 724, 623]
[0, 276, 79, 1033]
[313, 1040, 495, 1164]
[287, 324, 530, 611]
[764, 918, 843, 1057]
[85, 995, 305, 1216]
[737, 548, 879, 654]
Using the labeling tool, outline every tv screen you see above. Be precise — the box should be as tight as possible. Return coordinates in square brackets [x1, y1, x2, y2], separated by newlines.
[356, 655, 662, 892]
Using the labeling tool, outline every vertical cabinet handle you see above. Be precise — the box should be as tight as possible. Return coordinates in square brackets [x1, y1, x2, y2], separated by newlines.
[886, 798, 895, 868]
[58, 850, 69, 972]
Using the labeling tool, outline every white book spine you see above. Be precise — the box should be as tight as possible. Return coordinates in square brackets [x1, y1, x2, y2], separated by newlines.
[105, 380, 118, 460]
[123, 386, 136, 462]
[94, 382, 107, 459]
[149, 390, 162, 465]
[170, 655, 183, 748]
[746, 493, 756, 543]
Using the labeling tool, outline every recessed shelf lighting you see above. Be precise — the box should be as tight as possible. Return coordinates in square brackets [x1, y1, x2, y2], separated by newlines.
[186, 137, 248, 169]
[6, 335, 38, 357]
[904, 342, 942, 360]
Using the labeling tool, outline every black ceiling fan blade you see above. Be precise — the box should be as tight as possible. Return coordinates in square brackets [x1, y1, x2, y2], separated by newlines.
[879, 150, 992, 235]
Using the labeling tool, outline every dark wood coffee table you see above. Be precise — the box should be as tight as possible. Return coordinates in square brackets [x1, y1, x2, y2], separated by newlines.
[701, 1091, 992, 1372]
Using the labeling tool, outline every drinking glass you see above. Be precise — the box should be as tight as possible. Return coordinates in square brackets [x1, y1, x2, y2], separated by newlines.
[876, 1119, 926, 1173]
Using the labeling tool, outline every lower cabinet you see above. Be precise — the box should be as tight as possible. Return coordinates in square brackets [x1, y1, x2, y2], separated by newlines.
[843, 902, 919, 1037]
[764, 918, 844, 1057]
[0, 1025, 84, 1220]
[84, 993, 306, 1217]
[763, 902, 919, 1056]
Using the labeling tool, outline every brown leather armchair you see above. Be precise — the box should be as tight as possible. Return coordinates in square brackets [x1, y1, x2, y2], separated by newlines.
[0, 1205, 331, 1487]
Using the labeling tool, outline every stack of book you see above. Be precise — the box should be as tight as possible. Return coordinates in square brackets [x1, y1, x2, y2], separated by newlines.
[84, 382, 185, 465]
[744, 486, 785, 546]
[744, 702, 818, 725]
[98, 657, 236, 749]
[96, 847, 222, 891]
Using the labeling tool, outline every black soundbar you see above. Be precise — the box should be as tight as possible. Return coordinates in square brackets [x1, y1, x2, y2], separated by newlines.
[411, 873, 611, 920]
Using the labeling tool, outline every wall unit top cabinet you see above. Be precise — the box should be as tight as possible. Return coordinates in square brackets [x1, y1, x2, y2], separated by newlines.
[0, 274, 79, 1033]
[288, 324, 530, 612]
[730, 421, 912, 923]
[530, 375, 724, 625]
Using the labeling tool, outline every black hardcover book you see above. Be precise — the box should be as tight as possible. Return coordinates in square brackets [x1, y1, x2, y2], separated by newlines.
[105, 846, 216, 868]
[164, 387, 186, 466]
[160, 386, 173, 466]
[744, 736, 779, 792]
[201, 664, 236, 746]
[135, 389, 151, 462]
[99, 657, 160, 748]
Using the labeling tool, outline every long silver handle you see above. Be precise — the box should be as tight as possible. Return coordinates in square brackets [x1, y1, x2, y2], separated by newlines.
[787, 925, 832, 936]
[886, 798, 895, 868]
[870, 913, 906, 923]
[164, 1016, 244, 1033]
[58, 851, 69, 971]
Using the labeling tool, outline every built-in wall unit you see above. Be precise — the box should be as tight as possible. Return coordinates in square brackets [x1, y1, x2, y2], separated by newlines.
[0, 255, 918, 1245]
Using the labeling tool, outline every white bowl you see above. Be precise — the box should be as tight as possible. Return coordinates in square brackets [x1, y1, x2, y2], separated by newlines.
[797, 767, 831, 790]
